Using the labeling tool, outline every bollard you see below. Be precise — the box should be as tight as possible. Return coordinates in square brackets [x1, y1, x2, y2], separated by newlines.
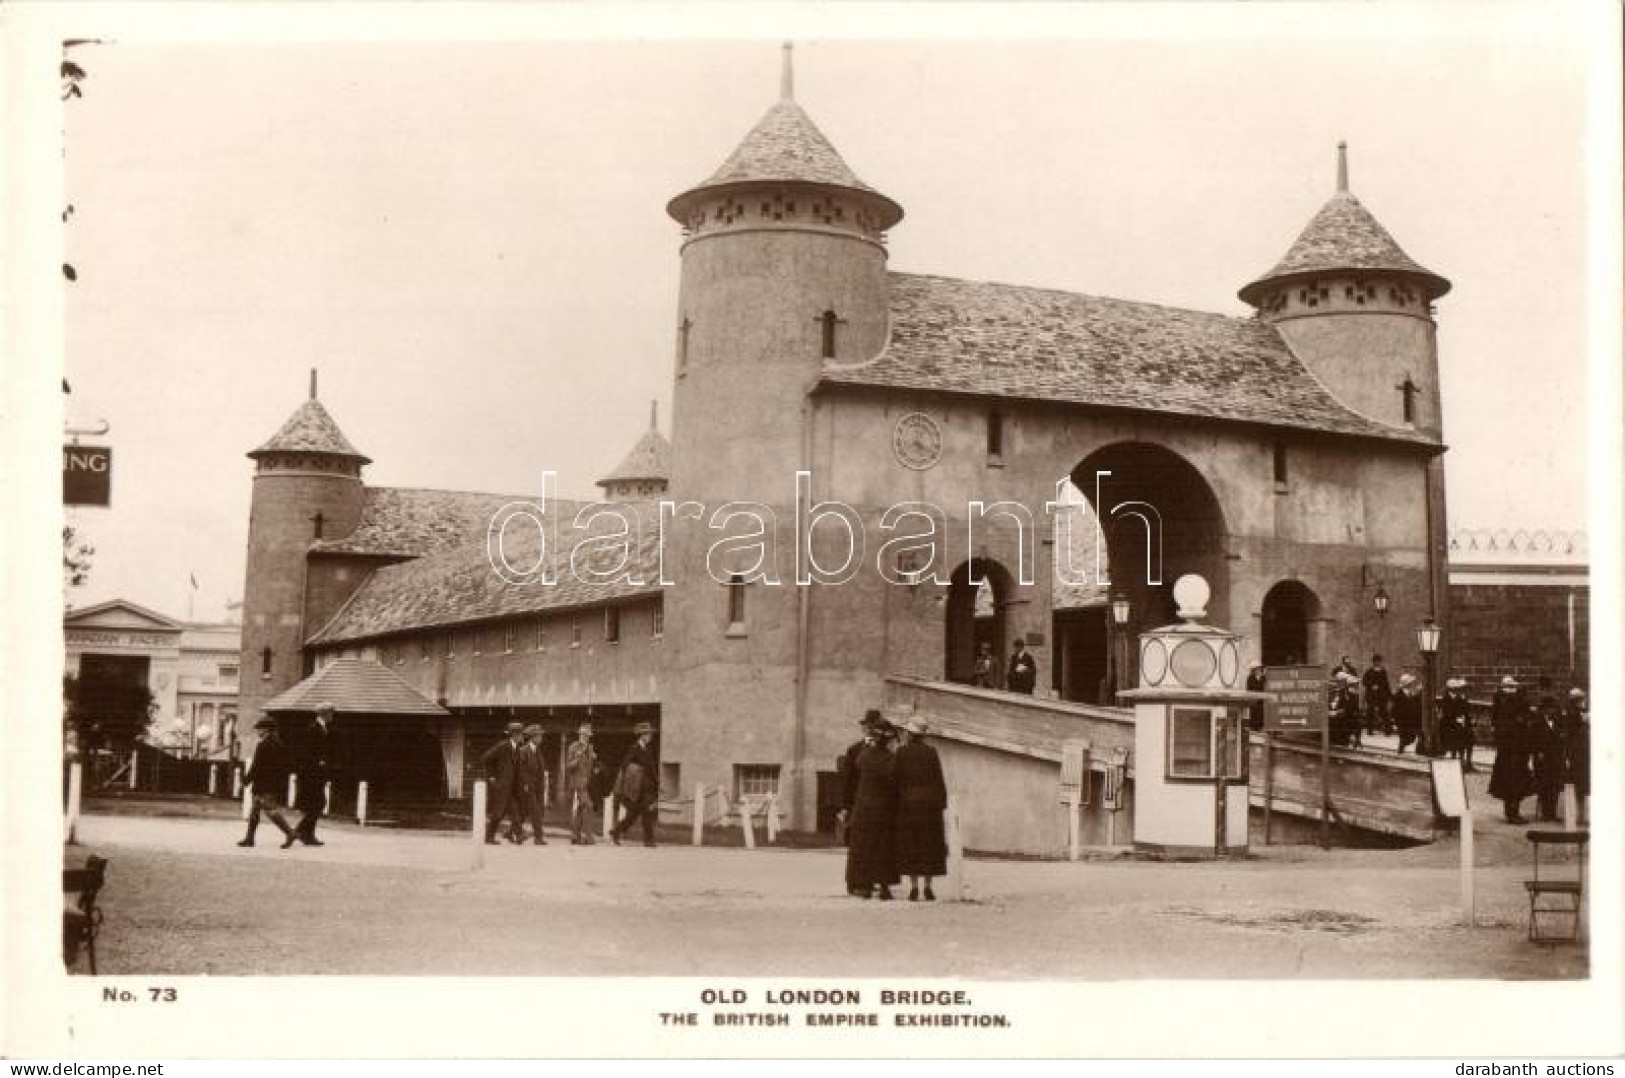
[1561, 784, 1578, 831]
[471, 780, 487, 869]
[357, 781, 369, 828]
[288, 774, 298, 809]
[66, 761, 83, 844]
[208, 763, 219, 797]
[241, 787, 252, 821]
[946, 809, 967, 901]
[740, 799, 756, 849]
[1066, 793, 1081, 862]
[324, 781, 333, 813]
[765, 795, 780, 843]
[692, 783, 705, 847]
[129, 749, 139, 791]
[232, 765, 242, 799]
[1459, 809, 1475, 926]
[603, 794, 616, 842]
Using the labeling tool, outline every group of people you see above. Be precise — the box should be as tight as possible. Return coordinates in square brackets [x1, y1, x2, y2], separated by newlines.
[838, 710, 949, 902]
[483, 720, 661, 847]
[237, 702, 333, 849]
[1486, 676, 1590, 825]
[970, 638, 1038, 695]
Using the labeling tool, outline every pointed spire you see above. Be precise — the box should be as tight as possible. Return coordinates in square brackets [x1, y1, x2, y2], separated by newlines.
[1336, 141, 1348, 193]
[649, 399, 659, 431]
[781, 41, 794, 101]
[309, 367, 318, 400]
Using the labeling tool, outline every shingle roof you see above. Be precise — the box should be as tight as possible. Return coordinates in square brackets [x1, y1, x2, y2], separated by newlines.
[817, 272, 1438, 447]
[311, 487, 593, 559]
[597, 428, 672, 488]
[261, 657, 448, 715]
[308, 502, 664, 646]
[1238, 191, 1450, 305]
[667, 99, 902, 228]
[249, 399, 370, 462]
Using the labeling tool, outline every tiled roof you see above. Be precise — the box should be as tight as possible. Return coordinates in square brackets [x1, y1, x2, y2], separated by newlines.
[308, 502, 664, 646]
[261, 657, 448, 715]
[598, 428, 672, 488]
[249, 399, 370, 462]
[817, 272, 1438, 447]
[312, 487, 593, 559]
[667, 99, 902, 228]
[1239, 192, 1450, 305]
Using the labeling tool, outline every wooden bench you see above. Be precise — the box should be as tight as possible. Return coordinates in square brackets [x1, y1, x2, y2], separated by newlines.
[63, 855, 108, 974]
[1525, 830, 1586, 943]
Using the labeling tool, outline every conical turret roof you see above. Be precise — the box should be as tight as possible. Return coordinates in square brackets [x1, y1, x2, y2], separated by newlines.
[1239, 147, 1449, 306]
[248, 397, 371, 463]
[597, 425, 671, 489]
[666, 50, 902, 229]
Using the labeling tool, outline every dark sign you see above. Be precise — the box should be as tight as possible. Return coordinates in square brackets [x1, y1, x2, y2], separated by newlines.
[1263, 665, 1327, 732]
[63, 445, 112, 506]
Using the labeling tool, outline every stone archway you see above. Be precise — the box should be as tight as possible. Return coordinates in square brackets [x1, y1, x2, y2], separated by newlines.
[1261, 580, 1322, 666]
[946, 557, 1014, 685]
[1068, 442, 1230, 678]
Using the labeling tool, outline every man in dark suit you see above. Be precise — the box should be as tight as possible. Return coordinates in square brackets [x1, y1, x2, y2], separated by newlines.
[238, 717, 297, 848]
[610, 721, 659, 847]
[291, 702, 334, 847]
[1007, 639, 1038, 695]
[517, 724, 548, 845]
[482, 722, 526, 845]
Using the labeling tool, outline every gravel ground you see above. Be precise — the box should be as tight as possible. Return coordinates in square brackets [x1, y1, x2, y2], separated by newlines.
[68, 810, 1587, 980]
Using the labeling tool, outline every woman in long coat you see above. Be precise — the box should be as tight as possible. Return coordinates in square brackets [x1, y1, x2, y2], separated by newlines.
[893, 718, 948, 901]
[1488, 677, 1532, 823]
[846, 723, 901, 900]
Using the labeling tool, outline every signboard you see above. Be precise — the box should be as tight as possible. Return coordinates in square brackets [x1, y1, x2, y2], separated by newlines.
[1059, 738, 1090, 805]
[1263, 665, 1327, 733]
[64, 445, 112, 506]
[1431, 757, 1469, 817]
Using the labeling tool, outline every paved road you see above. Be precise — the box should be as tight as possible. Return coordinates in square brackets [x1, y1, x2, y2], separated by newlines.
[69, 811, 1586, 980]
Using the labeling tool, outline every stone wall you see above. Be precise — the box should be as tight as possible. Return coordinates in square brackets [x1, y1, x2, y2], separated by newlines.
[1446, 581, 1590, 696]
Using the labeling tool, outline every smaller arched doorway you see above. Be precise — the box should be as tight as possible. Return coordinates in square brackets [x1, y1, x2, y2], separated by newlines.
[945, 558, 1013, 685]
[1260, 581, 1322, 666]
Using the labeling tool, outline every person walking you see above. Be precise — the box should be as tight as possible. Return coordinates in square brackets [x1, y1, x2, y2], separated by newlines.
[1488, 675, 1533, 824]
[839, 711, 885, 895]
[1437, 678, 1474, 767]
[893, 717, 948, 902]
[1391, 673, 1423, 754]
[481, 722, 526, 845]
[1006, 639, 1038, 695]
[238, 717, 297, 848]
[291, 702, 334, 846]
[846, 718, 901, 900]
[565, 723, 598, 845]
[1529, 678, 1566, 822]
[1361, 654, 1393, 736]
[517, 724, 548, 845]
[1563, 688, 1590, 825]
[1330, 671, 1361, 749]
[611, 722, 660, 847]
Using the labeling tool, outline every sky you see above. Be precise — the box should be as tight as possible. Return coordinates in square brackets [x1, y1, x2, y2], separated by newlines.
[58, 14, 1597, 623]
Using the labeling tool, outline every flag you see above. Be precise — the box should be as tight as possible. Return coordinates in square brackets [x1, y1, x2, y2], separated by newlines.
[189, 572, 198, 589]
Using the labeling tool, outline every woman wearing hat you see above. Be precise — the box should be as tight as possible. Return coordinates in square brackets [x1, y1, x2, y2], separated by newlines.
[846, 718, 901, 900]
[893, 718, 948, 901]
[1488, 676, 1533, 824]
[1437, 678, 1474, 766]
[1390, 673, 1423, 754]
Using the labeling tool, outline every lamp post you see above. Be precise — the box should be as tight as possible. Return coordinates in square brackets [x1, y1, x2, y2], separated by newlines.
[1414, 616, 1442, 754]
[1108, 593, 1132, 702]
[1373, 584, 1390, 618]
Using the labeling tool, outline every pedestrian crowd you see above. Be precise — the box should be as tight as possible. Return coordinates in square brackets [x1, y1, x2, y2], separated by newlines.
[1485, 676, 1590, 825]
[838, 709, 949, 902]
[484, 720, 661, 847]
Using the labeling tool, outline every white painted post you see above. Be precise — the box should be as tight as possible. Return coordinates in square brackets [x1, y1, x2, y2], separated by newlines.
[241, 787, 252, 821]
[65, 761, 83, 844]
[357, 781, 369, 827]
[324, 781, 333, 813]
[1562, 784, 1578, 831]
[692, 783, 705, 846]
[603, 794, 616, 841]
[232, 765, 242, 798]
[129, 749, 139, 790]
[288, 774, 298, 808]
[740, 799, 756, 849]
[946, 809, 967, 901]
[766, 795, 780, 843]
[471, 780, 487, 870]
[1067, 794, 1081, 862]
[1460, 809, 1475, 926]
[208, 764, 219, 796]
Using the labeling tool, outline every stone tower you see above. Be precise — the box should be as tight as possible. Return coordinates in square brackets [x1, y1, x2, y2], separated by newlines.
[660, 46, 904, 825]
[1238, 143, 1453, 622]
[237, 372, 370, 743]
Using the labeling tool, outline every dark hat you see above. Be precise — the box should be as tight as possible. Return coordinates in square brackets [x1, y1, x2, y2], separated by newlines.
[254, 717, 277, 731]
[633, 721, 654, 736]
[1371, 654, 1383, 663]
[862, 709, 885, 728]
[505, 721, 524, 735]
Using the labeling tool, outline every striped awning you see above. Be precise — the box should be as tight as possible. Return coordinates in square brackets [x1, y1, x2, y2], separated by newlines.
[262, 657, 448, 716]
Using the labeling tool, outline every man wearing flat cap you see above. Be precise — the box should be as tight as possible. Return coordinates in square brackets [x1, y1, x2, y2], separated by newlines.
[517, 724, 548, 845]
[566, 723, 598, 845]
[291, 702, 334, 847]
[482, 721, 527, 845]
[238, 717, 297, 849]
[611, 722, 659, 847]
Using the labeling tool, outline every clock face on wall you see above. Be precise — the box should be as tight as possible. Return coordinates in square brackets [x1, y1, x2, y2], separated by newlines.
[893, 412, 943, 470]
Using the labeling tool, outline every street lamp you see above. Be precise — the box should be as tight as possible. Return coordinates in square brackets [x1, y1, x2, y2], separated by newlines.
[1372, 584, 1390, 618]
[1107, 593, 1132, 702]
[1414, 616, 1442, 754]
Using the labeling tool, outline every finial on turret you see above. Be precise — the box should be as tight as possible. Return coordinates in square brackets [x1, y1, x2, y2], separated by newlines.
[309, 368, 318, 400]
[781, 41, 794, 100]
[650, 399, 659, 431]
[1336, 140, 1348, 194]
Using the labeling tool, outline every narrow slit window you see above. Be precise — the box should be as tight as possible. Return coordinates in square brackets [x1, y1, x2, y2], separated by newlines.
[571, 616, 582, 648]
[677, 316, 691, 371]
[727, 573, 746, 627]
[605, 606, 621, 644]
[1272, 440, 1289, 488]
[820, 310, 838, 359]
[987, 410, 1005, 459]
[260, 647, 272, 676]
